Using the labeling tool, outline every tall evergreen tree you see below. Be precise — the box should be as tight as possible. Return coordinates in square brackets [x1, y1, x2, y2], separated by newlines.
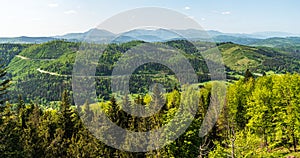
[0, 63, 10, 105]
[244, 69, 254, 82]
[60, 90, 75, 139]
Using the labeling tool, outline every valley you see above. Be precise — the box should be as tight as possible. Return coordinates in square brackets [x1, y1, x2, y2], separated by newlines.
[1, 31, 300, 157]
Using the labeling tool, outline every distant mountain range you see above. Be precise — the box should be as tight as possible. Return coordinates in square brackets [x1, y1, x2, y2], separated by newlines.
[1, 28, 300, 45]
[0, 36, 56, 44]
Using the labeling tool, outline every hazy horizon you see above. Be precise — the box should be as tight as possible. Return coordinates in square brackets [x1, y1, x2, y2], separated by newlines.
[1, 28, 300, 38]
[1, 0, 300, 37]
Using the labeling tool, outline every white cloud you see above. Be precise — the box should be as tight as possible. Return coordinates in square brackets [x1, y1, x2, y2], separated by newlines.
[184, 6, 191, 10]
[64, 10, 77, 15]
[48, 3, 59, 8]
[221, 11, 231, 15]
[201, 18, 206, 21]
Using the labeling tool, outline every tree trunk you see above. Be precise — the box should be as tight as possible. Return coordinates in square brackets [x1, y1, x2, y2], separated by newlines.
[231, 139, 235, 158]
[231, 127, 236, 158]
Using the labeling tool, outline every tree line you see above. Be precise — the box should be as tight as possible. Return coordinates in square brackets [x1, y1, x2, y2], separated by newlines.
[1, 64, 300, 157]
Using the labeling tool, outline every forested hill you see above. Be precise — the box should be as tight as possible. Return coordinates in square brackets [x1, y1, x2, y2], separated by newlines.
[0, 43, 31, 66]
[1, 40, 300, 157]
[2, 40, 300, 103]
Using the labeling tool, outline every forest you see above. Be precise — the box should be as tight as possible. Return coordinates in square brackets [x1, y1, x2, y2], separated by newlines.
[0, 40, 300, 157]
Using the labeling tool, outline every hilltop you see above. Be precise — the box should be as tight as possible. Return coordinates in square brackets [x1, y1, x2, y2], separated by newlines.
[1, 28, 300, 45]
[1, 40, 299, 103]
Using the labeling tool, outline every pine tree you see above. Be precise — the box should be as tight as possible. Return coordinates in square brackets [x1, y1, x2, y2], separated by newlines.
[106, 95, 124, 157]
[22, 103, 43, 157]
[60, 90, 74, 139]
[82, 100, 94, 123]
[108, 95, 120, 123]
[50, 90, 77, 157]
[244, 69, 254, 82]
[0, 103, 23, 157]
[0, 63, 10, 105]
[121, 94, 130, 129]
[149, 84, 164, 128]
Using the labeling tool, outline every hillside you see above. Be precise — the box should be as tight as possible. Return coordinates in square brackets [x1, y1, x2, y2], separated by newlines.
[0, 43, 30, 66]
[216, 42, 300, 73]
[250, 37, 300, 56]
[4, 40, 300, 103]
[2, 39, 300, 158]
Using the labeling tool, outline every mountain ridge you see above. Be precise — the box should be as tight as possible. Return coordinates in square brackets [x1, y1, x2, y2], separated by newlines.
[1, 28, 300, 44]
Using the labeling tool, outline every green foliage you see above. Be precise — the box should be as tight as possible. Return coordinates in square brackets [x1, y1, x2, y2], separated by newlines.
[211, 74, 300, 157]
[0, 44, 29, 66]
[215, 42, 300, 73]
[208, 141, 229, 158]
[0, 64, 10, 104]
[3, 40, 300, 157]
[2, 74, 300, 157]
[5, 40, 300, 103]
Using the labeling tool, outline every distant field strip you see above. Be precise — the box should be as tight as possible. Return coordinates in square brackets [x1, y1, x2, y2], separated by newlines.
[37, 68, 70, 77]
[15, 55, 55, 61]
[15, 54, 68, 77]
[15, 55, 30, 60]
[15, 54, 176, 78]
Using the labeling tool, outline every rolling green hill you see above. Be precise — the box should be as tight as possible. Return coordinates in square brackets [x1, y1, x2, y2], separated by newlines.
[0, 43, 30, 66]
[216, 42, 300, 73]
[3, 40, 300, 103]
[251, 37, 300, 55]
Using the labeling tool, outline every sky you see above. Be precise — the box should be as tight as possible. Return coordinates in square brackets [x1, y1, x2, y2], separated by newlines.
[0, 0, 300, 37]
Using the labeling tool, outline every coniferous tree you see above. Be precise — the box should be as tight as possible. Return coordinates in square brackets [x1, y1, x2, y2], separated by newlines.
[60, 90, 75, 139]
[106, 95, 124, 157]
[82, 100, 94, 123]
[0, 103, 23, 157]
[0, 63, 10, 105]
[244, 69, 254, 82]
[22, 103, 43, 157]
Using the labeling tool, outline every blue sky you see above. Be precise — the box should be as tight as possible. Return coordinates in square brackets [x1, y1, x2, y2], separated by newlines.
[1, 0, 299, 37]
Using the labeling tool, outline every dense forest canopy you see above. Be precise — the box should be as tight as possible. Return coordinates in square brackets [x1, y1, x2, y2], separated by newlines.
[4, 40, 300, 103]
[0, 40, 300, 157]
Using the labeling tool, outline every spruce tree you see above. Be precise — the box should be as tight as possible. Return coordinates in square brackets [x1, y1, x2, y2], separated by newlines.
[60, 90, 74, 139]
[244, 69, 254, 82]
[0, 63, 10, 105]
